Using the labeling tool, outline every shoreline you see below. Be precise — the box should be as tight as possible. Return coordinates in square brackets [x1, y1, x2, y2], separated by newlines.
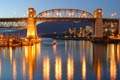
[53, 37, 120, 43]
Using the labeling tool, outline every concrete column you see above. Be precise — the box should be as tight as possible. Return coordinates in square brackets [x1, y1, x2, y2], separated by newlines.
[94, 9, 103, 38]
[119, 19, 120, 34]
[27, 8, 37, 38]
[95, 18, 103, 38]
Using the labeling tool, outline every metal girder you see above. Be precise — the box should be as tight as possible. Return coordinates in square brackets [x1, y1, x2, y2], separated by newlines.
[0, 18, 27, 22]
[0, 22, 27, 29]
[37, 9, 93, 18]
[36, 17, 96, 22]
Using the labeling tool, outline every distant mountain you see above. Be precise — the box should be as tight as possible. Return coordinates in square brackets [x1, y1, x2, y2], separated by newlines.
[37, 21, 92, 34]
[2, 21, 92, 37]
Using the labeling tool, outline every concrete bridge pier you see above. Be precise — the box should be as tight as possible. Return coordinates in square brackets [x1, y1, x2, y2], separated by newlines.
[26, 8, 40, 43]
[94, 9, 103, 38]
[27, 8, 37, 39]
[119, 19, 120, 34]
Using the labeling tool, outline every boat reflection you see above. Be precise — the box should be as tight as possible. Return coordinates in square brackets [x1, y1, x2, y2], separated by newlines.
[53, 42, 57, 54]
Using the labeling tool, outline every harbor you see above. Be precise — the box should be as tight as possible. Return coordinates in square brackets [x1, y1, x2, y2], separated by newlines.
[0, 33, 120, 47]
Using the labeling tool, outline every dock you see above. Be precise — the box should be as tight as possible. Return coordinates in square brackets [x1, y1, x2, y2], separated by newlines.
[0, 36, 41, 47]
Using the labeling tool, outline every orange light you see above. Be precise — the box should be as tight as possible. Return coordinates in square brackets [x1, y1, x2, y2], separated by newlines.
[28, 46, 35, 80]
[27, 8, 37, 38]
[22, 58, 26, 80]
[117, 44, 120, 62]
[98, 10, 101, 13]
[13, 59, 17, 80]
[110, 44, 116, 80]
[53, 44, 57, 54]
[29, 9, 33, 12]
[67, 54, 74, 80]
[36, 43, 41, 56]
[43, 55, 50, 80]
[29, 62, 33, 80]
[82, 56, 86, 80]
[10, 47, 13, 63]
[97, 60, 101, 80]
[55, 56, 62, 80]
[24, 46, 28, 59]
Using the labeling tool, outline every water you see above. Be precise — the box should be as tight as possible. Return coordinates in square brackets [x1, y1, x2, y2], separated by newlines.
[0, 38, 120, 80]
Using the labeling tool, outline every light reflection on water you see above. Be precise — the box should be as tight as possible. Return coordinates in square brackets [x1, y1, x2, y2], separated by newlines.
[43, 55, 50, 80]
[0, 39, 119, 80]
[0, 59, 2, 79]
[109, 44, 116, 80]
[12, 59, 16, 80]
[67, 53, 74, 80]
[82, 55, 86, 80]
[55, 55, 62, 80]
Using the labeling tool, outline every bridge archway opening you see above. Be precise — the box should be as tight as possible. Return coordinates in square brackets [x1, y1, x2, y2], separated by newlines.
[36, 21, 94, 38]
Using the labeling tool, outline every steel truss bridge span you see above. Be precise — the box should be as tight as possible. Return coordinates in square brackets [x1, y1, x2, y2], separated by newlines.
[37, 9, 93, 18]
[0, 18, 27, 29]
[0, 18, 27, 22]
[0, 8, 119, 29]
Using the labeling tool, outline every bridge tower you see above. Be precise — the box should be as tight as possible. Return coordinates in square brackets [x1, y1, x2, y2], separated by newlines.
[27, 8, 37, 39]
[119, 19, 120, 34]
[94, 9, 103, 38]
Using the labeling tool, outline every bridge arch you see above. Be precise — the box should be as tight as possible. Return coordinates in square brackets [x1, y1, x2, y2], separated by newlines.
[37, 9, 93, 18]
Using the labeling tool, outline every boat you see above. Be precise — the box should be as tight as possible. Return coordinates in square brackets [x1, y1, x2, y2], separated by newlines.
[52, 40, 57, 45]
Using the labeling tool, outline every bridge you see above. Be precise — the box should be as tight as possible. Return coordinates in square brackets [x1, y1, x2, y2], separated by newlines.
[0, 8, 119, 38]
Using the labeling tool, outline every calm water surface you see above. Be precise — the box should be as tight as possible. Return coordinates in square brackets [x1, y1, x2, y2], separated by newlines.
[0, 38, 120, 80]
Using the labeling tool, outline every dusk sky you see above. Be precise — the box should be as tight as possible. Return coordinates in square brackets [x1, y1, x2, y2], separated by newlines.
[0, 0, 119, 18]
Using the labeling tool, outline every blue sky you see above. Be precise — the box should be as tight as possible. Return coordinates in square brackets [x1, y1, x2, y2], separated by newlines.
[0, 0, 119, 18]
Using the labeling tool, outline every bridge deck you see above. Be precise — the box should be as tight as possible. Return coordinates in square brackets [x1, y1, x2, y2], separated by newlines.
[0, 17, 118, 22]
[0, 18, 27, 22]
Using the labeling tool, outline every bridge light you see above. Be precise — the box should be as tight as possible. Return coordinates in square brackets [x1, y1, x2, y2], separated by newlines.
[29, 9, 33, 12]
[98, 10, 102, 13]
[94, 9, 103, 18]
[55, 12, 62, 17]
[45, 12, 49, 16]
[28, 8, 36, 18]
[0, 35, 3, 38]
[68, 12, 74, 17]
[82, 13, 87, 18]
[111, 12, 117, 18]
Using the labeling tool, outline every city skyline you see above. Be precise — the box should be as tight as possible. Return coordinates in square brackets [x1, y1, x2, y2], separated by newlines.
[0, 0, 119, 18]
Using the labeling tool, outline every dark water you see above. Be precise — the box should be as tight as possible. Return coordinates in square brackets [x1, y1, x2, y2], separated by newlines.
[0, 38, 120, 80]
